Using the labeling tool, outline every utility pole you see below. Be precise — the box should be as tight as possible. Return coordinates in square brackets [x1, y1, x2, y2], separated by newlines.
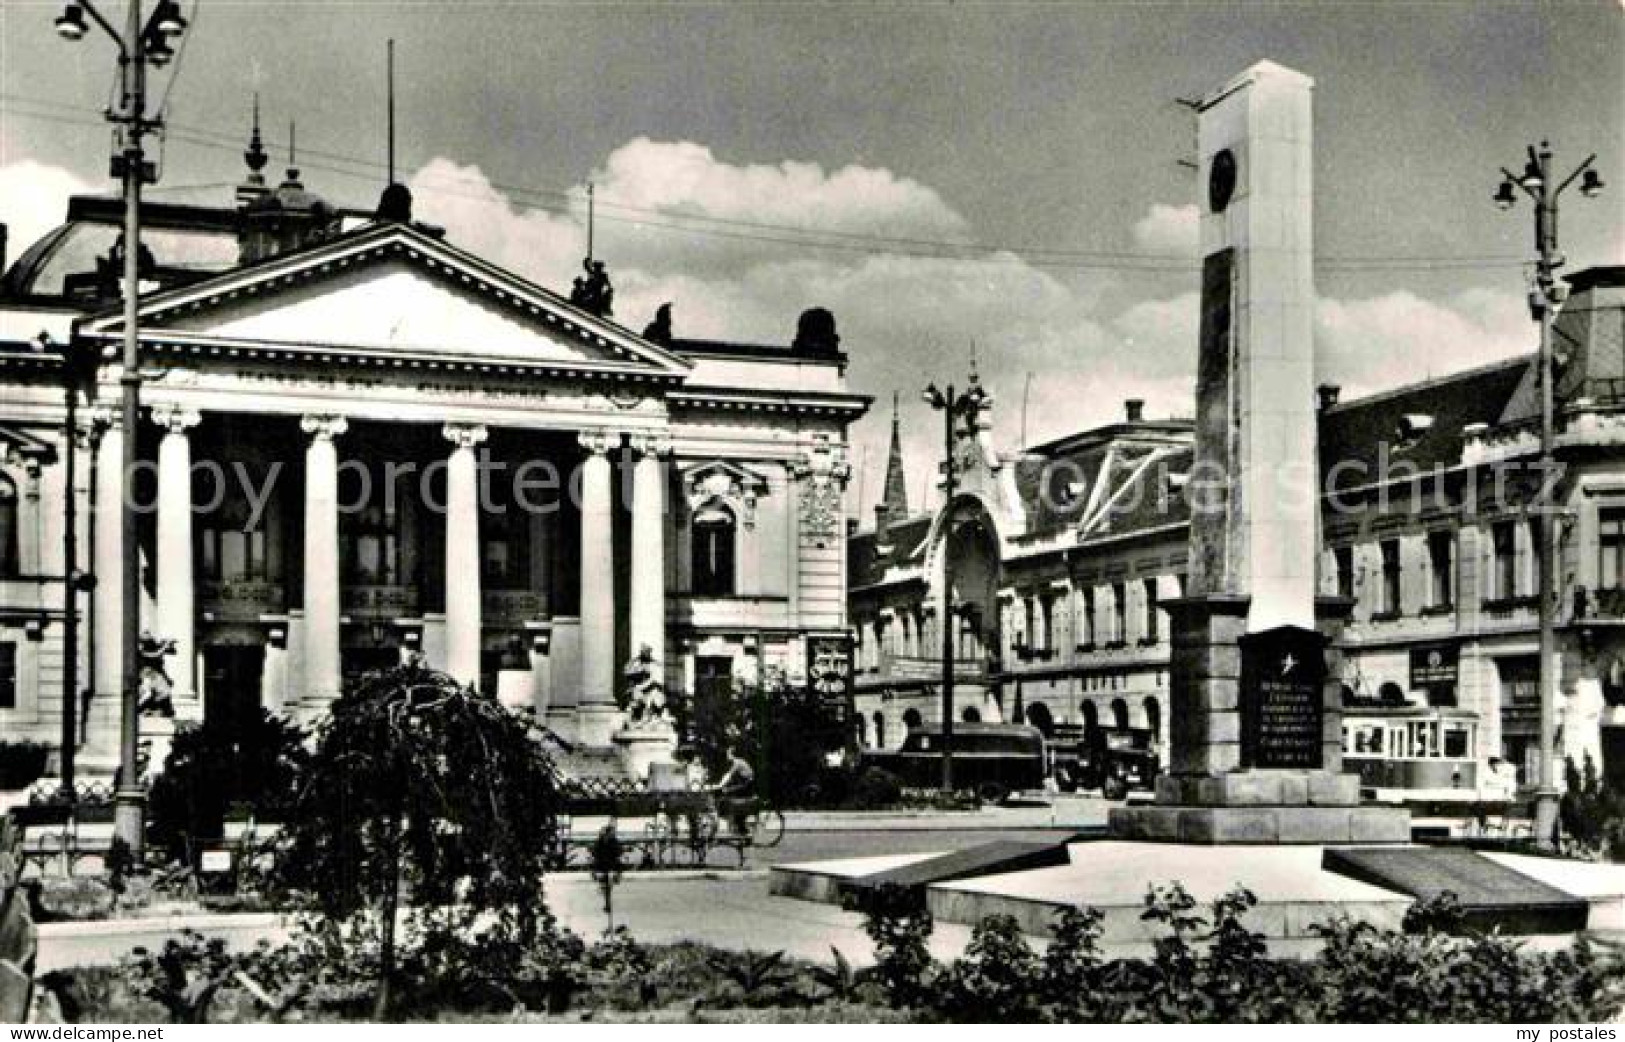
[1493, 142, 1604, 847]
[55, 0, 189, 851]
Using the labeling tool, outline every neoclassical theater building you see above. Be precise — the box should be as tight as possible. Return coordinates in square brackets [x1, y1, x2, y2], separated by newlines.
[0, 152, 867, 780]
[852, 265, 1625, 797]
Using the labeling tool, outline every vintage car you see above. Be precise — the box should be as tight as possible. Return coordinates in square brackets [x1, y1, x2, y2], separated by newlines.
[1052, 727, 1161, 799]
[860, 722, 1047, 803]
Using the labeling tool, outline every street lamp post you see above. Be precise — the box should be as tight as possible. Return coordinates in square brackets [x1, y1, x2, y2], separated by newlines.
[923, 378, 989, 796]
[1493, 141, 1604, 848]
[55, 0, 188, 852]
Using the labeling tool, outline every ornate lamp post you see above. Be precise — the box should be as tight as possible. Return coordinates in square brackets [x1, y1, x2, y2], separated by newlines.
[1492, 141, 1604, 847]
[923, 376, 989, 796]
[54, 0, 189, 851]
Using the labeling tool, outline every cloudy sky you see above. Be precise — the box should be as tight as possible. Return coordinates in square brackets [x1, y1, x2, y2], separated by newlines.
[2, 1, 1620, 519]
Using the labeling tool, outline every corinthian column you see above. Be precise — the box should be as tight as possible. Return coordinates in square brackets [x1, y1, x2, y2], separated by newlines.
[628, 434, 671, 674]
[301, 415, 347, 716]
[443, 423, 488, 687]
[577, 429, 620, 744]
[152, 405, 202, 717]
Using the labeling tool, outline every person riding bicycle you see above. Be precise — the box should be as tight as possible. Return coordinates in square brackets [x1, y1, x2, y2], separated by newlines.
[712, 745, 757, 835]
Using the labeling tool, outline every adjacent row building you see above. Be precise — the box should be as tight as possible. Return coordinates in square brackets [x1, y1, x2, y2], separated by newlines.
[850, 265, 1625, 797]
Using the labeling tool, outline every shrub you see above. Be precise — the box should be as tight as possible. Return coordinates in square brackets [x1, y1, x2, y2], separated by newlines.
[0, 740, 50, 790]
[846, 767, 903, 810]
[121, 929, 235, 1023]
[935, 914, 1042, 1022]
[849, 883, 936, 1010]
[146, 708, 307, 864]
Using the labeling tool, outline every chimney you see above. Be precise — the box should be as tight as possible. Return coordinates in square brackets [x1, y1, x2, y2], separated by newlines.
[0, 223, 7, 279]
[1124, 398, 1145, 422]
[1317, 384, 1341, 410]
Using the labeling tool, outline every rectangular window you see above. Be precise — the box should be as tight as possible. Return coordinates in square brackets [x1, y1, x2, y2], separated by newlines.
[1380, 539, 1402, 615]
[1601, 507, 1625, 590]
[1142, 578, 1159, 643]
[1492, 521, 1517, 599]
[0, 642, 14, 709]
[1039, 596, 1054, 652]
[1427, 530, 1454, 609]
[1111, 583, 1127, 644]
[1333, 545, 1354, 599]
[1022, 597, 1036, 650]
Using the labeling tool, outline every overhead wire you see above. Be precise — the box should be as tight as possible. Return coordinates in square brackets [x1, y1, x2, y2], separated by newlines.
[0, 90, 1534, 276]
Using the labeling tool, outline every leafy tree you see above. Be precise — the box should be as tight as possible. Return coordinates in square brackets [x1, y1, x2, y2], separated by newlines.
[147, 708, 308, 864]
[276, 663, 561, 1019]
[680, 667, 847, 807]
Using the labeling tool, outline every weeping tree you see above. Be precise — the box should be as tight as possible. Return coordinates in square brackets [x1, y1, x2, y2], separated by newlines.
[278, 663, 561, 1019]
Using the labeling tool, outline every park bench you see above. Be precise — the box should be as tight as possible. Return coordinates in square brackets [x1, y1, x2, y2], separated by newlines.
[551, 775, 774, 870]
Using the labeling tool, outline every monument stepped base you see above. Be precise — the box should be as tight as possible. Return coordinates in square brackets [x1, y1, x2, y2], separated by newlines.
[1107, 802, 1412, 845]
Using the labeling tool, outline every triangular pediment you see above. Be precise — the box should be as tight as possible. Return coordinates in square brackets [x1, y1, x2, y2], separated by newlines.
[81, 222, 690, 377]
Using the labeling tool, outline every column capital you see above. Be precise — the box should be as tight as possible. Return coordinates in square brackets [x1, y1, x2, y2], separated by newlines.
[579, 428, 622, 457]
[443, 422, 490, 450]
[628, 433, 674, 458]
[150, 403, 202, 436]
[87, 404, 120, 434]
[301, 414, 349, 442]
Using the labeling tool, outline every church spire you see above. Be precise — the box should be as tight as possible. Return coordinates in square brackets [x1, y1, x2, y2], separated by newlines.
[875, 392, 910, 532]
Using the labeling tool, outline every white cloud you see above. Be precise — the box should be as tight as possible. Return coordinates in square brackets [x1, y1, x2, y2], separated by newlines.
[0, 159, 95, 266]
[404, 145, 1531, 520]
[1131, 203, 1199, 257]
[1316, 288, 1530, 394]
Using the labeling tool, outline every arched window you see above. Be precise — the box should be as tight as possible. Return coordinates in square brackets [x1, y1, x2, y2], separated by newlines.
[902, 707, 923, 731]
[872, 710, 886, 749]
[691, 504, 737, 597]
[855, 713, 869, 748]
[1110, 697, 1129, 731]
[1082, 701, 1099, 738]
[1143, 697, 1161, 741]
[0, 475, 17, 578]
[962, 706, 982, 723]
[1026, 701, 1055, 738]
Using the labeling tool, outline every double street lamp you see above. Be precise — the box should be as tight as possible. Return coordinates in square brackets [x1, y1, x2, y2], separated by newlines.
[923, 377, 989, 796]
[1492, 141, 1604, 847]
[54, 0, 189, 851]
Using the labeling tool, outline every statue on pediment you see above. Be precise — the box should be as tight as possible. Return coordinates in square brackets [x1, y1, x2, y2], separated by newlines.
[642, 302, 674, 345]
[571, 258, 615, 318]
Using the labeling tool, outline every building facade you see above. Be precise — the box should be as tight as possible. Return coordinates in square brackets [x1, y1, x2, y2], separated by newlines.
[0, 158, 868, 782]
[851, 266, 1625, 797]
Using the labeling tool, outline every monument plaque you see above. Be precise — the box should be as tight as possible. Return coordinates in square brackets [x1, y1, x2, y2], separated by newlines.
[1239, 626, 1326, 769]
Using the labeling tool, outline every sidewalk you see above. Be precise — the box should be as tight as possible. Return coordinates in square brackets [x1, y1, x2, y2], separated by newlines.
[35, 874, 972, 972]
[782, 796, 1108, 832]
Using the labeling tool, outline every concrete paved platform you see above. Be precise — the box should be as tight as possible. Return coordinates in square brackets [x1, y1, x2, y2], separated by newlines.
[1483, 852, 1625, 931]
[772, 840, 1413, 957]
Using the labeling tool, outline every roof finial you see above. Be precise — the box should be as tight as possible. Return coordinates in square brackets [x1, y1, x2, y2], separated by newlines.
[243, 93, 267, 180]
[968, 338, 980, 385]
[286, 119, 299, 183]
